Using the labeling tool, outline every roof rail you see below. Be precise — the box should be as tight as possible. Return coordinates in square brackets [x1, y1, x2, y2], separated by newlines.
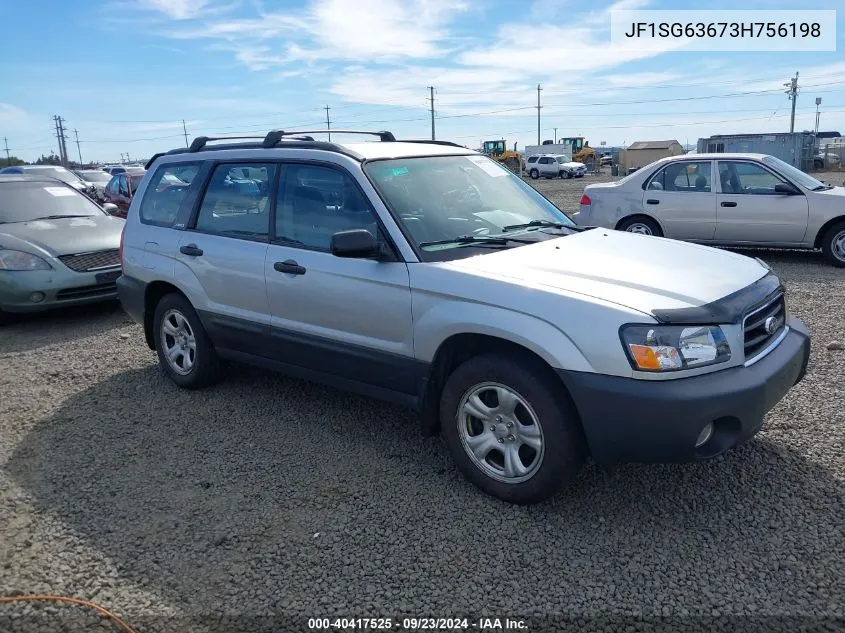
[396, 139, 467, 148]
[264, 129, 395, 145]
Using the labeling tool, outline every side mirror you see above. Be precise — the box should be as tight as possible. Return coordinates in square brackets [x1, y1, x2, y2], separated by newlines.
[102, 203, 119, 215]
[330, 229, 382, 259]
[774, 183, 800, 195]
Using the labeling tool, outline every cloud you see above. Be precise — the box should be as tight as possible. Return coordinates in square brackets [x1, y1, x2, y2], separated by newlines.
[155, 0, 470, 64]
[0, 103, 31, 127]
[138, 0, 241, 20]
[139, 0, 210, 19]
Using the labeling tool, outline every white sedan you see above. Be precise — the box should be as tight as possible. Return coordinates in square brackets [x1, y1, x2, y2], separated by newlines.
[572, 152, 845, 267]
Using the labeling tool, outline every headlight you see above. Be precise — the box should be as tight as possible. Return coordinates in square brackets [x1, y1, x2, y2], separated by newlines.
[0, 249, 52, 271]
[620, 324, 731, 372]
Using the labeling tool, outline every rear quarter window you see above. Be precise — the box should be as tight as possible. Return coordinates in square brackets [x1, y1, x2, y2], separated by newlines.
[138, 162, 201, 227]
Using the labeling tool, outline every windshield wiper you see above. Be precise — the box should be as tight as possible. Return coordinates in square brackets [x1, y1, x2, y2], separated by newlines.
[27, 214, 93, 221]
[812, 184, 833, 191]
[502, 219, 573, 232]
[418, 234, 537, 248]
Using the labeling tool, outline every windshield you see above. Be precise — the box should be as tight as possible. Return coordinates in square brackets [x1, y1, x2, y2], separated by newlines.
[0, 181, 103, 223]
[762, 156, 828, 190]
[555, 155, 573, 163]
[78, 170, 112, 183]
[364, 155, 575, 261]
[25, 167, 83, 184]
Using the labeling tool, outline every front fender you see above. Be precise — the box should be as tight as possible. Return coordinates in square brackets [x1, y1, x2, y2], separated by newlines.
[413, 299, 594, 373]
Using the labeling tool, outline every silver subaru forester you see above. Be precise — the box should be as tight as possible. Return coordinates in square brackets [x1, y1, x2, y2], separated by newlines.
[117, 129, 810, 504]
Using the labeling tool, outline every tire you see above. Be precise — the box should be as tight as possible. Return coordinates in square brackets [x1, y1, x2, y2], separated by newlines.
[561, 170, 572, 179]
[821, 220, 845, 268]
[618, 216, 663, 237]
[529, 169, 540, 180]
[152, 292, 224, 389]
[439, 353, 586, 504]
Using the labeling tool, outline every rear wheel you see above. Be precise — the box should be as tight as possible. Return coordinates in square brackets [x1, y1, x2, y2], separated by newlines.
[529, 169, 540, 180]
[152, 293, 224, 388]
[439, 353, 585, 504]
[821, 221, 845, 268]
[618, 216, 662, 237]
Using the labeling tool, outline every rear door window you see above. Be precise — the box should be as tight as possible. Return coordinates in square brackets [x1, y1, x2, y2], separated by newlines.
[647, 161, 712, 192]
[192, 162, 276, 239]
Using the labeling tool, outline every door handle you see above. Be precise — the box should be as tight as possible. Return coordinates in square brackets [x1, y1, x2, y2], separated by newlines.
[721, 201, 738, 207]
[646, 199, 660, 205]
[179, 244, 203, 256]
[274, 259, 306, 275]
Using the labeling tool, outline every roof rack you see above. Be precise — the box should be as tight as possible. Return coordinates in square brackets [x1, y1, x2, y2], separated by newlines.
[189, 135, 271, 153]
[263, 129, 396, 145]
[396, 139, 467, 148]
[148, 128, 399, 167]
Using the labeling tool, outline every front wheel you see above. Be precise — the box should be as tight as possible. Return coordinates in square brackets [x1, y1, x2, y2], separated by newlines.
[439, 353, 585, 504]
[560, 170, 572, 179]
[821, 221, 845, 268]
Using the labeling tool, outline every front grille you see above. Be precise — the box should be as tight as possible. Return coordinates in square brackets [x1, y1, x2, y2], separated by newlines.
[743, 293, 786, 360]
[58, 249, 120, 272]
[56, 283, 117, 300]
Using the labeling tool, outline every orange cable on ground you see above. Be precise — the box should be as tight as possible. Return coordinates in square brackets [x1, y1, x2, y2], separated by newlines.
[0, 594, 139, 633]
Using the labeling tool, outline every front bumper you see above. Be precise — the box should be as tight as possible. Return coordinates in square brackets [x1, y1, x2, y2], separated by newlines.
[558, 317, 811, 464]
[0, 268, 120, 313]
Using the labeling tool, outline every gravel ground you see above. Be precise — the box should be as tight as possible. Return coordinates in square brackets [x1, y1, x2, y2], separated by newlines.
[1, 180, 844, 633]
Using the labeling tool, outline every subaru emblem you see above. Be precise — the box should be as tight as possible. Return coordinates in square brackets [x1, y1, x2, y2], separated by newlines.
[764, 316, 778, 335]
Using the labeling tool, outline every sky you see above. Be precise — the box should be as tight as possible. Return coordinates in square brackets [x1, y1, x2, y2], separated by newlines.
[1, 0, 844, 163]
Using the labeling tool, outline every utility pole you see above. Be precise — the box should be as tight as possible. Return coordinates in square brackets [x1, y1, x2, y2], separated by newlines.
[53, 116, 61, 162]
[3, 137, 9, 163]
[814, 97, 822, 137]
[182, 120, 189, 147]
[324, 105, 331, 142]
[784, 71, 799, 133]
[427, 86, 436, 140]
[73, 129, 83, 165]
[554, 127, 557, 144]
[536, 84, 542, 146]
[53, 115, 69, 166]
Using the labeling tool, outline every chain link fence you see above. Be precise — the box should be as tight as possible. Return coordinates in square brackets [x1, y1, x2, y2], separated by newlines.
[813, 143, 845, 172]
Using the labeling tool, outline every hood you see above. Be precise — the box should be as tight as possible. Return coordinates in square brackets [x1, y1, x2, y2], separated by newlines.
[443, 228, 769, 318]
[815, 185, 845, 198]
[561, 161, 585, 169]
[0, 214, 125, 258]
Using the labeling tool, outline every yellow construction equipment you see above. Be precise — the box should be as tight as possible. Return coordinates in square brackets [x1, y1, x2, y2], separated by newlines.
[480, 140, 524, 174]
[559, 137, 597, 165]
